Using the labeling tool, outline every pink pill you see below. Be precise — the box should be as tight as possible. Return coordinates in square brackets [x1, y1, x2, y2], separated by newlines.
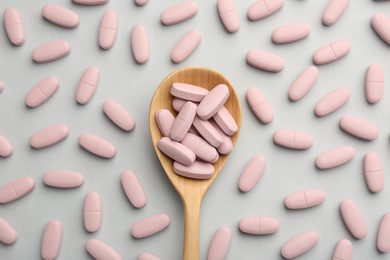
[284, 189, 325, 209]
[103, 99, 135, 132]
[131, 24, 149, 64]
[181, 133, 219, 163]
[79, 133, 116, 159]
[3, 8, 24, 46]
[42, 4, 79, 28]
[246, 49, 284, 72]
[76, 66, 100, 105]
[217, 0, 240, 33]
[239, 216, 280, 235]
[273, 130, 313, 150]
[364, 152, 384, 193]
[0, 81, 4, 93]
[0, 177, 35, 204]
[371, 13, 390, 45]
[86, 239, 122, 260]
[173, 98, 195, 112]
[171, 83, 209, 102]
[339, 200, 367, 239]
[135, 0, 148, 6]
[171, 29, 201, 64]
[121, 170, 147, 208]
[322, 0, 349, 26]
[314, 87, 350, 117]
[365, 63, 384, 104]
[84, 192, 102, 232]
[99, 10, 118, 50]
[73, 0, 108, 5]
[332, 239, 352, 260]
[288, 66, 319, 101]
[170, 102, 197, 141]
[0, 217, 17, 245]
[239, 155, 266, 192]
[339, 115, 379, 141]
[246, 87, 274, 124]
[281, 230, 319, 259]
[210, 120, 233, 155]
[160, 1, 198, 26]
[173, 161, 214, 179]
[25, 76, 59, 108]
[193, 117, 223, 148]
[0, 134, 13, 158]
[30, 124, 68, 149]
[197, 84, 229, 120]
[41, 220, 62, 260]
[158, 137, 195, 165]
[272, 23, 311, 44]
[32, 40, 70, 63]
[208, 227, 231, 260]
[213, 106, 238, 136]
[138, 253, 160, 260]
[155, 109, 175, 137]
[131, 213, 170, 238]
[313, 40, 351, 65]
[316, 146, 355, 170]
[43, 170, 84, 188]
[247, 0, 284, 21]
[377, 212, 390, 253]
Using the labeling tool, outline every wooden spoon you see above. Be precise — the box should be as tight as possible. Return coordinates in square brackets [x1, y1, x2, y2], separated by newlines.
[149, 67, 242, 260]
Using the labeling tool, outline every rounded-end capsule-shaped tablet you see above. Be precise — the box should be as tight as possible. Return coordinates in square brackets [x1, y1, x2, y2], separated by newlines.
[365, 63, 384, 104]
[377, 212, 390, 253]
[192, 117, 223, 148]
[171, 29, 201, 64]
[131, 213, 170, 238]
[0, 217, 17, 244]
[0, 177, 35, 204]
[73, 0, 109, 5]
[364, 152, 384, 193]
[313, 40, 351, 65]
[43, 170, 84, 188]
[213, 106, 238, 136]
[281, 230, 319, 259]
[79, 133, 116, 159]
[322, 0, 350, 26]
[339, 115, 379, 141]
[138, 253, 160, 260]
[103, 100, 135, 132]
[239, 216, 279, 235]
[86, 239, 122, 260]
[131, 24, 149, 64]
[158, 137, 196, 165]
[246, 87, 274, 124]
[217, 0, 240, 33]
[339, 199, 368, 239]
[0, 134, 13, 158]
[247, 0, 284, 21]
[76, 66, 100, 105]
[84, 192, 102, 232]
[42, 4, 80, 28]
[30, 124, 68, 149]
[284, 189, 325, 209]
[160, 1, 198, 26]
[197, 84, 229, 120]
[315, 87, 350, 117]
[288, 66, 319, 101]
[315, 146, 355, 170]
[210, 121, 233, 155]
[121, 170, 147, 208]
[135, 0, 148, 6]
[170, 102, 197, 141]
[238, 155, 266, 192]
[371, 13, 390, 45]
[173, 161, 215, 179]
[32, 40, 70, 63]
[41, 220, 62, 260]
[3, 8, 25, 46]
[25, 76, 59, 108]
[99, 10, 118, 50]
[208, 227, 232, 260]
[170, 83, 209, 102]
[246, 49, 284, 72]
[155, 109, 175, 137]
[273, 130, 313, 150]
[181, 133, 219, 163]
[272, 23, 311, 44]
[332, 239, 352, 260]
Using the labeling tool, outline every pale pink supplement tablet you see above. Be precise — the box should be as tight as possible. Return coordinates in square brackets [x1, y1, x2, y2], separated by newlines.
[173, 161, 215, 179]
[213, 106, 238, 136]
[239, 216, 280, 235]
[121, 170, 147, 208]
[86, 239, 122, 260]
[371, 13, 390, 45]
[197, 84, 229, 120]
[0, 217, 17, 244]
[79, 133, 116, 159]
[377, 212, 390, 253]
[332, 239, 352, 260]
[246, 49, 284, 72]
[155, 109, 175, 137]
[3, 8, 24, 46]
[208, 227, 231, 260]
[339, 115, 379, 141]
[135, 0, 148, 6]
[76, 66, 100, 105]
[314, 87, 350, 117]
[160, 1, 198, 26]
[0, 134, 13, 157]
[25, 76, 59, 108]
[238, 155, 266, 192]
[181, 133, 219, 163]
[288, 66, 319, 101]
[138, 253, 160, 260]
[313, 40, 351, 65]
[0, 81, 4, 92]
[84, 192, 102, 232]
[32, 40, 70, 63]
[339, 200, 368, 239]
[170, 102, 197, 141]
[365, 63, 384, 104]
[193, 117, 223, 148]
[42, 4, 79, 28]
[0, 177, 35, 204]
[315, 146, 355, 170]
[41, 220, 62, 260]
[273, 130, 313, 150]
[272, 23, 311, 44]
[170, 83, 209, 102]
[73, 0, 108, 5]
[158, 137, 195, 165]
[247, 0, 284, 21]
[364, 152, 384, 193]
[172, 98, 195, 112]
[103, 100, 135, 132]
[131, 24, 149, 64]
[171, 29, 201, 64]
[99, 10, 118, 50]
[43, 170, 84, 188]
[210, 120, 233, 155]
[131, 213, 170, 238]
[284, 189, 325, 209]
[281, 230, 319, 259]
[322, 0, 350, 26]
[217, 0, 240, 33]
[246, 87, 274, 124]
[30, 124, 68, 149]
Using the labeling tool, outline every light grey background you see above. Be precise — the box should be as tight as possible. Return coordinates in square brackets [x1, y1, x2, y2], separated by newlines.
[0, 0, 389, 259]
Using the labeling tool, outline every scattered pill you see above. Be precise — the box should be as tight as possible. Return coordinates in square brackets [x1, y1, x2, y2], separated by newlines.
[86, 239, 122, 260]
[210, 120, 233, 155]
[273, 130, 313, 150]
[332, 239, 352, 260]
[322, 0, 349, 26]
[3, 8, 25, 46]
[25, 76, 59, 108]
[103, 99, 135, 132]
[247, 0, 284, 21]
[158, 137, 196, 165]
[339, 200, 367, 239]
[0, 217, 17, 245]
[0, 134, 13, 157]
[79, 133, 116, 159]
[171, 29, 201, 64]
[131, 24, 149, 64]
[121, 170, 147, 208]
[30, 124, 69, 149]
[84, 192, 102, 232]
[217, 0, 240, 33]
[213, 106, 238, 136]
[315, 146, 355, 170]
[246, 49, 285, 72]
[208, 227, 232, 260]
[193, 117, 223, 148]
[42, 4, 79, 29]
[0, 177, 35, 204]
[99, 10, 118, 50]
[246, 87, 274, 124]
[171, 83, 209, 102]
[181, 133, 219, 163]
[76, 66, 100, 105]
[135, 0, 148, 6]
[197, 84, 229, 120]
[41, 220, 62, 260]
[43, 170, 84, 188]
[155, 109, 175, 137]
[288, 66, 319, 101]
[371, 13, 390, 45]
[364, 152, 384, 193]
[313, 40, 351, 65]
[32, 40, 70, 63]
[73, 0, 109, 5]
[339, 115, 379, 141]
[314, 87, 350, 117]
[365, 63, 384, 104]
[377, 212, 390, 253]
[238, 155, 266, 192]
[160, 1, 198, 26]
[173, 161, 215, 179]
[0, 81, 4, 92]
[284, 189, 325, 209]
[281, 230, 319, 259]
[239, 216, 280, 235]
[272, 23, 311, 44]
[138, 253, 160, 260]
[170, 102, 197, 141]
[131, 213, 170, 238]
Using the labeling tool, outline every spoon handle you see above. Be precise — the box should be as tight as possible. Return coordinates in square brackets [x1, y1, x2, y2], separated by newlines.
[183, 195, 202, 260]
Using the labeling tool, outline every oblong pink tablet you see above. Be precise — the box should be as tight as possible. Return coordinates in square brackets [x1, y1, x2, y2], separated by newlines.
[239, 216, 279, 235]
[131, 24, 149, 64]
[86, 239, 122, 260]
[314, 87, 350, 117]
[3, 8, 25, 46]
[210, 121, 233, 155]
[131, 213, 170, 238]
[171, 83, 209, 102]
[103, 100, 135, 132]
[339, 200, 367, 239]
[84, 192, 102, 232]
[246, 87, 274, 124]
[25, 76, 59, 108]
[173, 98, 197, 112]
[41, 220, 62, 260]
[99, 10, 118, 50]
[246, 49, 284, 72]
[377, 212, 390, 253]
[181, 133, 219, 163]
[73, 0, 108, 5]
[208, 227, 231, 260]
[32, 40, 70, 63]
[79, 133, 116, 159]
[173, 161, 214, 179]
[0, 177, 35, 204]
[339, 115, 379, 141]
[332, 239, 352, 260]
[158, 137, 195, 165]
[193, 117, 223, 148]
[281, 230, 319, 259]
[43, 170, 84, 188]
[0, 217, 17, 245]
[239, 155, 266, 192]
[284, 189, 325, 209]
[121, 170, 147, 208]
[170, 102, 197, 141]
[288, 66, 319, 101]
[30, 124, 68, 149]
[42, 4, 79, 28]
[0, 134, 13, 157]
[273, 130, 313, 150]
[371, 13, 390, 45]
[155, 109, 175, 137]
[76, 66, 100, 105]
[0, 81, 4, 93]
[197, 84, 229, 120]
[272, 23, 311, 44]
[365, 63, 384, 104]
[313, 40, 351, 65]
[171, 29, 201, 64]
[160, 1, 198, 26]
[316, 146, 355, 170]
[213, 107, 238, 136]
[247, 0, 284, 21]
[135, 0, 148, 6]
[138, 253, 160, 260]
[364, 152, 384, 193]
[217, 0, 240, 33]
[322, 0, 349, 26]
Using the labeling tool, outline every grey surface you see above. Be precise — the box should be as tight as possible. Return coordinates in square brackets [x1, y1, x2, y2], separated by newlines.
[0, 0, 389, 259]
